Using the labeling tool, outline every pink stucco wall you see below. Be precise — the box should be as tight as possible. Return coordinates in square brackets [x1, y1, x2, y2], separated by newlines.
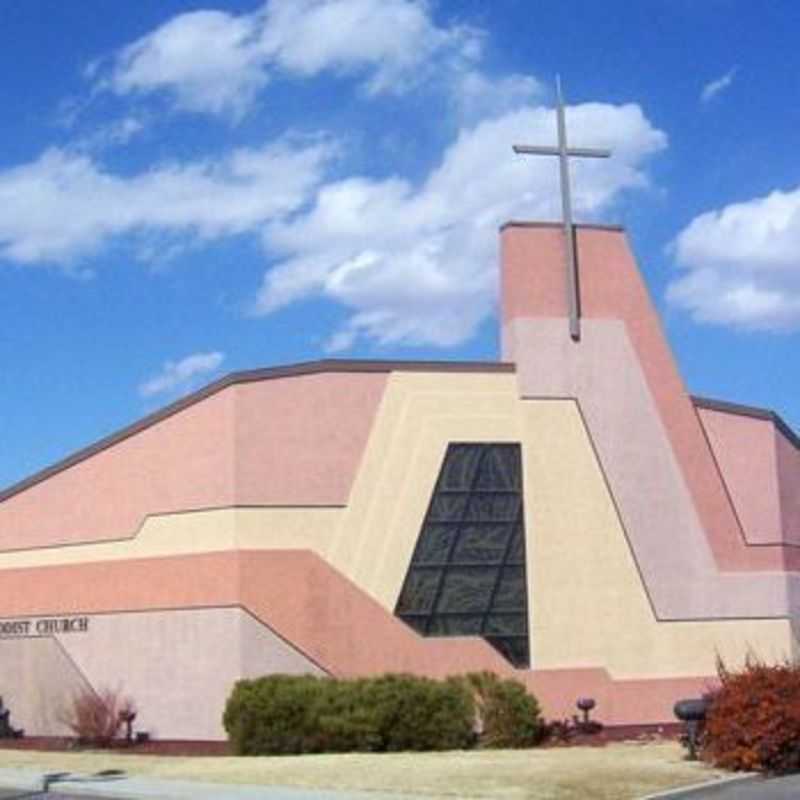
[232, 373, 387, 506]
[500, 223, 796, 574]
[0, 549, 713, 729]
[0, 389, 237, 551]
[504, 317, 793, 619]
[777, 429, 800, 541]
[0, 372, 387, 551]
[697, 408, 786, 545]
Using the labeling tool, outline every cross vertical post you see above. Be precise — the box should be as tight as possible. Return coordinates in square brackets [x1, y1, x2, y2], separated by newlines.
[513, 77, 612, 341]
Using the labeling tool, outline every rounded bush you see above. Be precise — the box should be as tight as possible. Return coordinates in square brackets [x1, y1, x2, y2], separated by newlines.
[223, 674, 327, 755]
[223, 673, 476, 755]
[703, 658, 800, 773]
[361, 674, 476, 752]
[465, 672, 545, 748]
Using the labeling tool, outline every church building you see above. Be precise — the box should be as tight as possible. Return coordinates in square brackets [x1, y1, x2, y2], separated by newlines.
[1, 217, 798, 741]
[2, 92, 798, 740]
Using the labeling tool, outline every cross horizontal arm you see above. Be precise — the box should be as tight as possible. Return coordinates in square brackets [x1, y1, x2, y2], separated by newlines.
[512, 144, 611, 159]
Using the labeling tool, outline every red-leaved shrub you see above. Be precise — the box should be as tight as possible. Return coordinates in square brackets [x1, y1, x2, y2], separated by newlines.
[703, 657, 800, 773]
[58, 686, 135, 748]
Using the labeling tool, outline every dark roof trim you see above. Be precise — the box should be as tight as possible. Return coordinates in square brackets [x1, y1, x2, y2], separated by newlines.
[0, 359, 515, 504]
[692, 395, 800, 451]
[499, 220, 625, 233]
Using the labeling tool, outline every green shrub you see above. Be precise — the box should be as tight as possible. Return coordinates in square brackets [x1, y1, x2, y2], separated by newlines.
[360, 674, 475, 751]
[223, 674, 324, 755]
[465, 672, 545, 748]
[223, 673, 475, 755]
[703, 657, 800, 773]
[314, 678, 381, 753]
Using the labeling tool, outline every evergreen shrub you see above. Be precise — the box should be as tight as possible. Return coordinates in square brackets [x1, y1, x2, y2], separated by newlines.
[223, 673, 476, 755]
[465, 671, 545, 748]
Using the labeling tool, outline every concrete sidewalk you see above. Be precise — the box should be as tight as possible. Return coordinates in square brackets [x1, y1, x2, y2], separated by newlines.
[645, 773, 800, 799]
[0, 767, 428, 800]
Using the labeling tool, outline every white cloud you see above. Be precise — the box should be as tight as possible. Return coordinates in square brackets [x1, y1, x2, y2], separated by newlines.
[668, 187, 800, 330]
[74, 116, 148, 152]
[452, 70, 542, 122]
[0, 139, 332, 265]
[101, 0, 481, 118]
[700, 67, 737, 103]
[107, 9, 268, 118]
[254, 102, 667, 349]
[139, 351, 225, 398]
[260, 0, 479, 95]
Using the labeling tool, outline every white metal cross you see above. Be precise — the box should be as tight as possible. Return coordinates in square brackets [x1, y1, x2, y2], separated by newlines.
[512, 77, 611, 341]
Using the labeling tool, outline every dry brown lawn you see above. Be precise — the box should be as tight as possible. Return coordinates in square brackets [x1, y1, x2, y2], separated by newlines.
[0, 742, 730, 799]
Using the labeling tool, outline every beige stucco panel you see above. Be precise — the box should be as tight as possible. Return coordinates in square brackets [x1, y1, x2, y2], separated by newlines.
[329, 372, 525, 611]
[524, 398, 793, 677]
[313, 372, 795, 678]
[0, 508, 338, 571]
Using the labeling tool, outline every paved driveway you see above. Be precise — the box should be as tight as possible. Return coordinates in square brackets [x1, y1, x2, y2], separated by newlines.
[0, 768, 425, 800]
[651, 773, 800, 799]
[0, 792, 116, 800]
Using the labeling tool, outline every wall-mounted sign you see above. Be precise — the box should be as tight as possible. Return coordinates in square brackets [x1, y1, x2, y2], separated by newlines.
[0, 616, 89, 637]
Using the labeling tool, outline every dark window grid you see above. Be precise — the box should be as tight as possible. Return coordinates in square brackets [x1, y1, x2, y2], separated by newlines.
[403, 449, 486, 570]
[396, 443, 530, 667]
[423, 494, 521, 527]
[435, 489, 520, 495]
[399, 610, 527, 620]
[483, 616, 529, 635]
[486, 636, 529, 667]
[423, 520, 519, 529]
[421, 445, 493, 635]
[432, 495, 525, 623]
[407, 560, 526, 569]
[425, 495, 514, 520]
[481, 492, 528, 636]
[420, 516, 520, 527]
[435, 444, 521, 489]
[412, 518, 523, 566]
[442, 443, 522, 491]
[427, 493, 519, 520]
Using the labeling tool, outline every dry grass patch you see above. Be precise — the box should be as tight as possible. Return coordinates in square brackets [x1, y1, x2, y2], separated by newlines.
[0, 742, 727, 799]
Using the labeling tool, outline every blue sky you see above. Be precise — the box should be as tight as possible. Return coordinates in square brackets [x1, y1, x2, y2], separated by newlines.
[1, 0, 799, 489]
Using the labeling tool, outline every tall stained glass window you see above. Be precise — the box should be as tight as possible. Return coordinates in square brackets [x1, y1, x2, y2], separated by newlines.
[395, 443, 529, 667]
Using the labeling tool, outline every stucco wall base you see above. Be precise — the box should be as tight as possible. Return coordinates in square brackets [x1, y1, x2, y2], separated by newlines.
[2, 547, 793, 735]
[1, 607, 323, 741]
[524, 669, 713, 727]
[0, 637, 90, 736]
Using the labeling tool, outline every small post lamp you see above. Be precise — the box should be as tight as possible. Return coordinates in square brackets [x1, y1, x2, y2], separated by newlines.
[576, 697, 596, 729]
[119, 708, 137, 745]
[673, 698, 709, 760]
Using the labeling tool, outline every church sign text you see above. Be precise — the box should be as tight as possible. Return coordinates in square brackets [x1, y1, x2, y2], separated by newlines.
[0, 616, 89, 637]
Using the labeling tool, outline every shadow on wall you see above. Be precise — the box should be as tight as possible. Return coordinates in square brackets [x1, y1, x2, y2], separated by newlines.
[0, 637, 90, 737]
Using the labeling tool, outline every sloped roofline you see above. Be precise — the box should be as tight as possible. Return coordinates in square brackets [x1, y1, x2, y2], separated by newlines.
[0, 359, 515, 504]
[3, 362, 796, 505]
[692, 395, 800, 451]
